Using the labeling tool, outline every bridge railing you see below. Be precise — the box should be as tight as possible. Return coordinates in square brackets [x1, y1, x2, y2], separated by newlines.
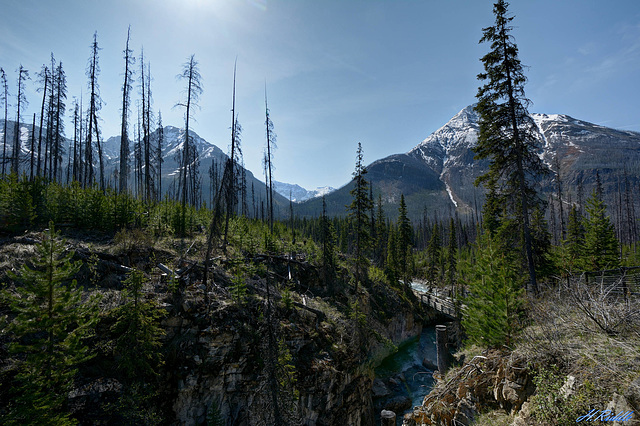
[414, 288, 463, 319]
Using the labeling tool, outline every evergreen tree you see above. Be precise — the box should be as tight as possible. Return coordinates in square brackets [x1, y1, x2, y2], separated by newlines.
[111, 268, 165, 380]
[320, 196, 337, 294]
[474, 0, 548, 294]
[1, 224, 98, 425]
[374, 194, 387, 267]
[426, 223, 441, 282]
[110, 268, 165, 422]
[555, 204, 585, 276]
[385, 224, 399, 284]
[530, 206, 553, 279]
[347, 142, 373, 293]
[447, 217, 457, 297]
[462, 233, 524, 347]
[582, 190, 619, 271]
[397, 194, 412, 286]
[481, 176, 502, 236]
[565, 205, 584, 262]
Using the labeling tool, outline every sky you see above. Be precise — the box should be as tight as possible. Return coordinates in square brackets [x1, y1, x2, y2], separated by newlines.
[1, 0, 639, 190]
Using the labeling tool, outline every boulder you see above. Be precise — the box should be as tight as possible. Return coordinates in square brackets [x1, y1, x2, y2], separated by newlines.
[453, 398, 476, 426]
[560, 375, 576, 399]
[372, 378, 391, 398]
[502, 379, 526, 409]
[512, 401, 531, 426]
[605, 393, 639, 426]
[384, 396, 412, 414]
[422, 357, 438, 371]
[625, 376, 640, 411]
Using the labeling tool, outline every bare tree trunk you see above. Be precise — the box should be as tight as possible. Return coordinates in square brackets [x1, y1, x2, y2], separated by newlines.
[29, 113, 35, 180]
[222, 61, 237, 246]
[13, 65, 29, 176]
[501, 27, 537, 295]
[0, 68, 7, 176]
[554, 157, 566, 241]
[36, 68, 48, 179]
[119, 26, 133, 194]
[156, 111, 163, 201]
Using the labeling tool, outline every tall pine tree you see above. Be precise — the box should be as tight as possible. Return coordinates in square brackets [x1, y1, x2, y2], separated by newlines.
[397, 194, 412, 286]
[474, 0, 548, 294]
[347, 142, 373, 294]
[427, 223, 441, 282]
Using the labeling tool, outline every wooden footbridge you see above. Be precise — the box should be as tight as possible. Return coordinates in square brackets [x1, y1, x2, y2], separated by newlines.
[410, 266, 640, 321]
[410, 281, 463, 320]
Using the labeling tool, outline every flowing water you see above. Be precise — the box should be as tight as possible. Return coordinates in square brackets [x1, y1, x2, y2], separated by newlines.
[373, 326, 437, 425]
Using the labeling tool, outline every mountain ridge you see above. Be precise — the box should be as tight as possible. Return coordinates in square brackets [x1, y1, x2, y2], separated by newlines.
[295, 105, 640, 220]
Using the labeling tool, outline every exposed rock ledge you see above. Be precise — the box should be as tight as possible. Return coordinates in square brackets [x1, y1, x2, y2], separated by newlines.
[402, 349, 640, 426]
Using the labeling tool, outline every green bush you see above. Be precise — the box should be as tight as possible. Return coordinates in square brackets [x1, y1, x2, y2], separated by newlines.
[529, 365, 598, 425]
[462, 233, 524, 347]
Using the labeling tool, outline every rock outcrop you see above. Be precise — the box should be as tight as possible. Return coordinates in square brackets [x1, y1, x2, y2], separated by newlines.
[402, 350, 533, 426]
[160, 263, 424, 425]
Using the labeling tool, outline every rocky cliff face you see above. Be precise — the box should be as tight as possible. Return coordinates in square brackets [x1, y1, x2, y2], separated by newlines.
[106, 246, 427, 426]
[0, 230, 432, 426]
[164, 276, 425, 426]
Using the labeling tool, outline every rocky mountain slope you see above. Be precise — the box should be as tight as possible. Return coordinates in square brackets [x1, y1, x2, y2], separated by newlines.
[297, 106, 640, 220]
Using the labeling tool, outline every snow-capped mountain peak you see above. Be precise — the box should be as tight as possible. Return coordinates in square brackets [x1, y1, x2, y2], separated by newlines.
[272, 180, 336, 203]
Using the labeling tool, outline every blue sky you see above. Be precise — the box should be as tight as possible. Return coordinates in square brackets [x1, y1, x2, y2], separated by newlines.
[1, 0, 639, 190]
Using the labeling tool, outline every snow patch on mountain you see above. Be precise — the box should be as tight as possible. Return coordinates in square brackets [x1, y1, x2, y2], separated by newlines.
[445, 182, 458, 207]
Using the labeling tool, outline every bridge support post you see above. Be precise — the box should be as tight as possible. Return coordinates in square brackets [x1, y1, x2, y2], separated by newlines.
[381, 409, 396, 426]
[436, 324, 450, 374]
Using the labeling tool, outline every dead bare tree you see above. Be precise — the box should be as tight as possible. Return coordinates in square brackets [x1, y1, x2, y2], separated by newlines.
[0, 68, 8, 176]
[264, 85, 277, 233]
[119, 26, 134, 193]
[175, 54, 202, 235]
[222, 60, 238, 247]
[12, 65, 29, 175]
[85, 32, 104, 189]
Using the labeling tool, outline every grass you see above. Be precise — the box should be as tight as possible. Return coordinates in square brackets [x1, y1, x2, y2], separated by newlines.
[474, 410, 514, 426]
[405, 278, 640, 425]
